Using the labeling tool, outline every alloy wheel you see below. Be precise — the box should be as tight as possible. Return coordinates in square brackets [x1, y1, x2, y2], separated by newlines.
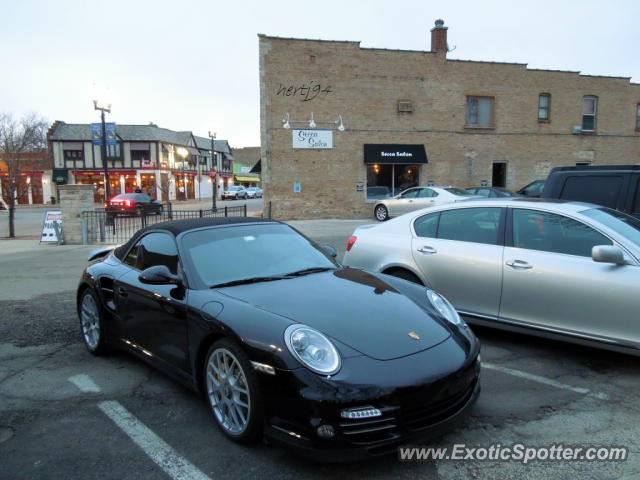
[206, 348, 251, 435]
[80, 292, 100, 350]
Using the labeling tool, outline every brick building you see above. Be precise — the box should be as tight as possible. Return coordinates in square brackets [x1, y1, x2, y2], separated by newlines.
[259, 20, 640, 220]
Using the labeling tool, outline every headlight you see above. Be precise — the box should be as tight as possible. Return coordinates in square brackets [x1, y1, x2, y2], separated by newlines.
[284, 324, 341, 375]
[427, 289, 464, 326]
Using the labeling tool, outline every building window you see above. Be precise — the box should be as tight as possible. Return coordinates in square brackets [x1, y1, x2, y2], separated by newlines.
[538, 94, 550, 121]
[107, 143, 121, 158]
[366, 164, 420, 201]
[636, 104, 640, 131]
[63, 149, 83, 169]
[131, 149, 150, 161]
[582, 96, 597, 132]
[466, 96, 494, 127]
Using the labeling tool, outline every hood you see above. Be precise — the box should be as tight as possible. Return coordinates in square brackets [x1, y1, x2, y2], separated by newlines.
[218, 268, 451, 361]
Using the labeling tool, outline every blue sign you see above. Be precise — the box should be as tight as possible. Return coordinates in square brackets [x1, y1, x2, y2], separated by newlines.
[91, 123, 102, 146]
[106, 123, 117, 146]
[293, 182, 301, 193]
[90, 123, 117, 146]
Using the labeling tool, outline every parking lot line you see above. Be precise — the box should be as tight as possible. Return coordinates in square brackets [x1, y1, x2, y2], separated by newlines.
[68, 374, 101, 393]
[68, 375, 212, 480]
[98, 401, 213, 480]
[483, 363, 609, 400]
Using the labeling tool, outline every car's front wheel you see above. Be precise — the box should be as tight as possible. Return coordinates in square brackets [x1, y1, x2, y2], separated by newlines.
[204, 339, 263, 443]
[79, 288, 109, 355]
[374, 204, 389, 221]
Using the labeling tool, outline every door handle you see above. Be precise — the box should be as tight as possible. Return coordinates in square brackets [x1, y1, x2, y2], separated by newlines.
[506, 259, 533, 269]
[117, 287, 128, 297]
[417, 246, 437, 254]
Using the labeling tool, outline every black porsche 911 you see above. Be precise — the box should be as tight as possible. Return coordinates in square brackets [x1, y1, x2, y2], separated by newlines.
[77, 217, 480, 460]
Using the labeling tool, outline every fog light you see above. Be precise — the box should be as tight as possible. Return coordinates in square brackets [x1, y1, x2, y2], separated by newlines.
[316, 424, 336, 439]
[340, 406, 382, 419]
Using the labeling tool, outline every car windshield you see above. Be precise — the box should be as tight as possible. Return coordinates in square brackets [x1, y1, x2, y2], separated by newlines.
[182, 223, 338, 288]
[445, 187, 476, 196]
[227, 186, 241, 191]
[581, 208, 640, 249]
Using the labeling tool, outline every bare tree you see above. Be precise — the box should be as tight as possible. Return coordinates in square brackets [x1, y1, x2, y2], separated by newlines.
[0, 113, 48, 238]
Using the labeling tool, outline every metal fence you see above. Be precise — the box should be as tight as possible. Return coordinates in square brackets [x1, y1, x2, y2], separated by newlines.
[81, 205, 248, 244]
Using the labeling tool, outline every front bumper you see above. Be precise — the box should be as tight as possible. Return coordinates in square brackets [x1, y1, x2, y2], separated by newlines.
[260, 339, 481, 462]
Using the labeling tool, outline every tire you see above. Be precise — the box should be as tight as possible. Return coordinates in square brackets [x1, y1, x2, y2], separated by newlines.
[79, 288, 109, 356]
[386, 268, 423, 285]
[136, 206, 143, 217]
[156, 205, 163, 215]
[204, 339, 263, 444]
[374, 204, 389, 221]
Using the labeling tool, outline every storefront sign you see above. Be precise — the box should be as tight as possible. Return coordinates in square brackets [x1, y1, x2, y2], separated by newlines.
[40, 211, 63, 243]
[364, 144, 428, 164]
[292, 130, 333, 149]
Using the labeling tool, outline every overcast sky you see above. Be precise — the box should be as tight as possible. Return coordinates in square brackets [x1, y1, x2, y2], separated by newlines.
[2, 0, 638, 148]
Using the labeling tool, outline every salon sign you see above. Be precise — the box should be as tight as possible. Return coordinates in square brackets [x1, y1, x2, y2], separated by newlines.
[292, 130, 333, 149]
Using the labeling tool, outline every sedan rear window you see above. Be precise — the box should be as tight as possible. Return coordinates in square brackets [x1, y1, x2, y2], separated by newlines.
[414, 207, 502, 245]
[444, 187, 475, 196]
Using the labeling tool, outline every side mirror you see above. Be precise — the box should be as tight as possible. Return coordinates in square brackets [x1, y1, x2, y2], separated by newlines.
[321, 245, 338, 258]
[592, 245, 626, 265]
[139, 265, 182, 285]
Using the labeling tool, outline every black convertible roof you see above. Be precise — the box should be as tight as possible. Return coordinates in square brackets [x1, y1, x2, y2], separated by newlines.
[113, 217, 278, 260]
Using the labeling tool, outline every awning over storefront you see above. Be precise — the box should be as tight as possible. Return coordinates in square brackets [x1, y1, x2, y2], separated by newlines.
[235, 175, 260, 183]
[363, 144, 428, 164]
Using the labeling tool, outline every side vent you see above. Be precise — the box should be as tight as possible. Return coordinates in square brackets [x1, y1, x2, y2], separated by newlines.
[397, 101, 413, 113]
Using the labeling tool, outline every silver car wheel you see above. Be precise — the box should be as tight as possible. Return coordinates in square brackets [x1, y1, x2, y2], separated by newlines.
[206, 348, 251, 435]
[375, 204, 389, 221]
[81, 292, 100, 350]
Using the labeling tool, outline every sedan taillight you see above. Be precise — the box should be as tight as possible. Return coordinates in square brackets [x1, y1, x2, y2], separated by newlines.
[346, 236, 357, 252]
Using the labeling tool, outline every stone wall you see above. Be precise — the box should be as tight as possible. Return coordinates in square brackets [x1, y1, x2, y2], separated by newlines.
[59, 184, 95, 245]
[259, 28, 640, 220]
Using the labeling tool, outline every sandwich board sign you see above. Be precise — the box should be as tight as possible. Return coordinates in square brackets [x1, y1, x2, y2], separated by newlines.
[41, 211, 63, 243]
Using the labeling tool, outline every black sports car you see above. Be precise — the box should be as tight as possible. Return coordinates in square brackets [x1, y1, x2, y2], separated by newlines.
[77, 217, 480, 460]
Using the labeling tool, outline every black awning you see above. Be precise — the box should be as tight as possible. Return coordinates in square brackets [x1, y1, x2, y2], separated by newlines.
[364, 144, 428, 164]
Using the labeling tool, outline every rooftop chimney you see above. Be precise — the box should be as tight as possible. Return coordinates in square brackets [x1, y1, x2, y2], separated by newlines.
[431, 19, 448, 56]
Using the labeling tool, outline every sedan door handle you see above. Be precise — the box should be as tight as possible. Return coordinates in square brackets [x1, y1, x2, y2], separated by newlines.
[117, 287, 128, 297]
[506, 259, 533, 269]
[417, 246, 437, 255]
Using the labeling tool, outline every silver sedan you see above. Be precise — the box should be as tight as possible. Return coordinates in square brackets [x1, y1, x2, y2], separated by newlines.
[343, 198, 640, 356]
[373, 186, 479, 221]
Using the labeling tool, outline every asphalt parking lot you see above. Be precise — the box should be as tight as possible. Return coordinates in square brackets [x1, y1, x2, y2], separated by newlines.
[1, 213, 639, 479]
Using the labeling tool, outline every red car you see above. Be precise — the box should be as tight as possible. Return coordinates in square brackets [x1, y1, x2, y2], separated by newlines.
[106, 193, 163, 217]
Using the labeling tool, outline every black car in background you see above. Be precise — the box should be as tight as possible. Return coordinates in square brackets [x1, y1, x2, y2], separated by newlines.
[516, 180, 545, 198]
[77, 217, 480, 460]
[106, 193, 163, 217]
[542, 165, 640, 219]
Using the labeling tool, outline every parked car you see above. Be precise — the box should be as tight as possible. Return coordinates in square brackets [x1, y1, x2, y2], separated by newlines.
[245, 187, 263, 198]
[221, 185, 248, 200]
[516, 180, 545, 198]
[542, 164, 640, 219]
[373, 186, 480, 221]
[77, 217, 480, 460]
[106, 193, 163, 217]
[344, 198, 640, 356]
[366, 186, 392, 200]
[466, 186, 520, 198]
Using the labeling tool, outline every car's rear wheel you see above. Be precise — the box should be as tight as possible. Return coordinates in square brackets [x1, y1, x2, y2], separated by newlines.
[204, 339, 263, 443]
[79, 288, 109, 355]
[136, 206, 143, 217]
[374, 204, 389, 221]
[385, 268, 423, 285]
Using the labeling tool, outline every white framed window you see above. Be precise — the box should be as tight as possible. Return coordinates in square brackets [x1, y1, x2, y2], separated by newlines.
[466, 96, 494, 127]
[538, 94, 550, 121]
[582, 96, 597, 132]
[636, 104, 640, 131]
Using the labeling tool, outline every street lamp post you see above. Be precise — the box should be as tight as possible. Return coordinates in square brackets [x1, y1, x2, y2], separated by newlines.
[208, 131, 217, 210]
[93, 99, 111, 202]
